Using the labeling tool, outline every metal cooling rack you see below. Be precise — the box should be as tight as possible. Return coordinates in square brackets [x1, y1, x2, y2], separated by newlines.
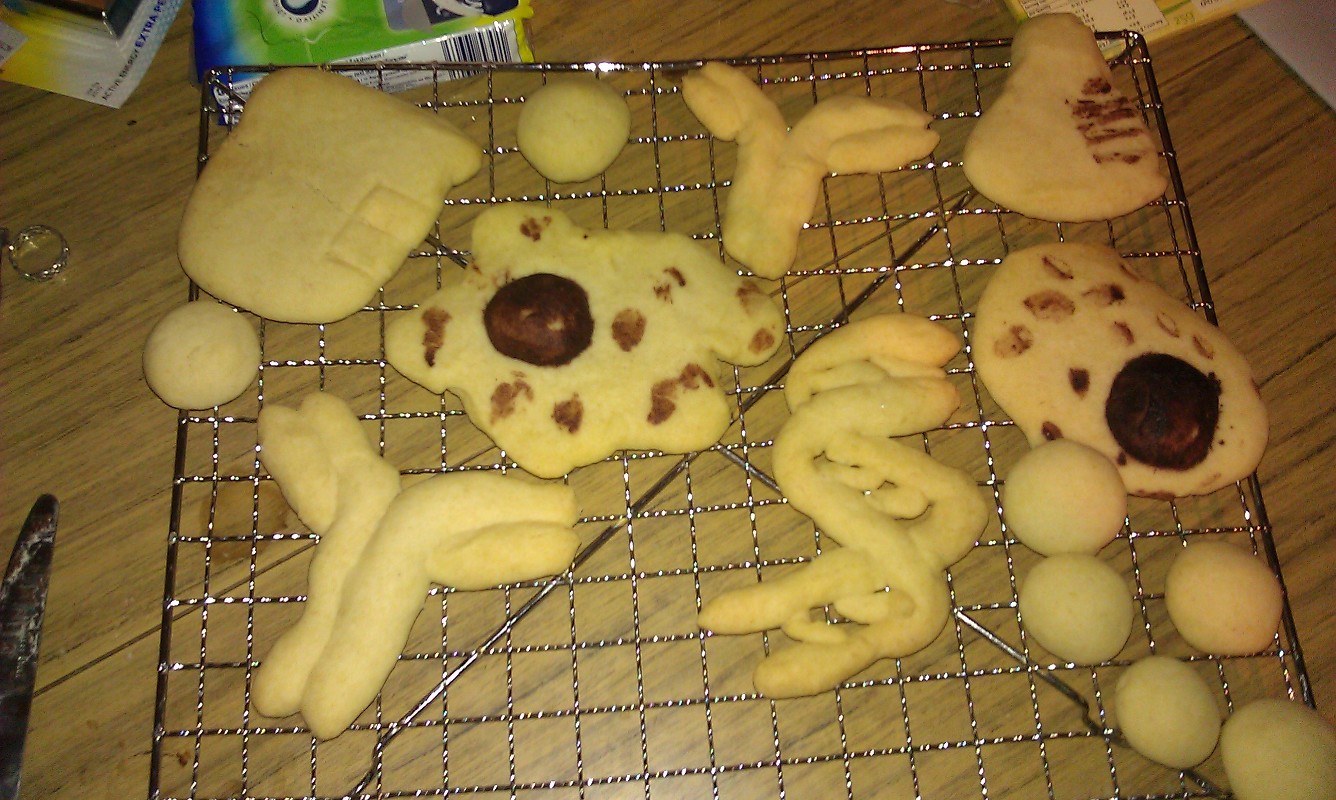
[150, 32, 1314, 800]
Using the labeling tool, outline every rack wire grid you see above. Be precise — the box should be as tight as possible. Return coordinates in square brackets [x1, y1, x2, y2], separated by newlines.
[150, 32, 1314, 800]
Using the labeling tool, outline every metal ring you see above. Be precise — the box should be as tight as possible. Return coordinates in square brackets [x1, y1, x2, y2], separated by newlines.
[5, 224, 70, 282]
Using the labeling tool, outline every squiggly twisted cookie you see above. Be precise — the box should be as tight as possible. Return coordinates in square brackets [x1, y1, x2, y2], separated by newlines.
[699, 315, 989, 697]
[682, 62, 939, 279]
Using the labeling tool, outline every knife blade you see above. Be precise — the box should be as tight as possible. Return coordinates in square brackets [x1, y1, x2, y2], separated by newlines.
[0, 495, 59, 800]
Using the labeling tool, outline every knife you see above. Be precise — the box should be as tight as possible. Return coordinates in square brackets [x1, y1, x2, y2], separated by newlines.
[0, 495, 58, 800]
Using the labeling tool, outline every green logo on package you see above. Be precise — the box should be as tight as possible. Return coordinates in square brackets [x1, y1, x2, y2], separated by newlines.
[270, 0, 334, 29]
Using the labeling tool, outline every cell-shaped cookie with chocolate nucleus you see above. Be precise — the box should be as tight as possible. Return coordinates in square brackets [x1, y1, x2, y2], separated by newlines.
[385, 204, 785, 478]
[972, 242, 1268, 498]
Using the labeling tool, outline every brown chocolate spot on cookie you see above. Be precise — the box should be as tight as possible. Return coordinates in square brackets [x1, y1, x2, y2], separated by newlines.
[1041, 256, 1074, 280]
[491, 377, 534, 422]
[680, 362, 714, 389]
[1116, 452, 1128, 466]
[553, 395, 584, 433]
[995, 325, 1034, 358]
[647, 364, 714, 424]
[737, 281, 765, 302]
[1094, 153, 1144, 165]
[1105, 352, 1221, 471]
[519, 216, 551, 242]
[1155, 312, 1181, 338]
[1069, 368, 1090, 397]
[612, 309, 646, 352]
[750, 328, 776, 354]
[1192, 334, 1215, 360]
[1023, 290, 1075, 320]
[654, 267, 689, 301]
[485, 273, 594, 367]
[1041, 422, 1063, 441]
[1083, 77, 1113, 95]
[648, 379, 678, 425]
[421, 306, 451, 367]
[1083, 283, 1126, 306]
[1112, 321, 1135, 345]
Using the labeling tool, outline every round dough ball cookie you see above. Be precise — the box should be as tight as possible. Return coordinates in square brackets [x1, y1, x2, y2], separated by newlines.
[1004, 439, 1127, 555]
[517, 76, 631, 183]
[143, 301, 260, 409]
[1165, 541, 1282, 655]
[1019, 553, 1134, 664]
[1220, 698, 1336, 800]
[1114, 655, 1221, 769]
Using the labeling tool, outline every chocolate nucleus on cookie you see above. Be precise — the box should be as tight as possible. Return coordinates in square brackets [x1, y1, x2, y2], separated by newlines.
[385, 204, 785, 478]
[973, 243, 1267, 498]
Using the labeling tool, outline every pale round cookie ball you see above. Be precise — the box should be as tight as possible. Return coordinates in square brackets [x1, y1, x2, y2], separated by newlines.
[517, 76, 631, 183]
[1003, 439, 1127, 556]
[1164, 541, 1282, 655]
[1114, 655, 1221, 769]
[143, 301, 260, 409]
[1220, 698, 1336, 800]
[1018, 553, 1134, 664]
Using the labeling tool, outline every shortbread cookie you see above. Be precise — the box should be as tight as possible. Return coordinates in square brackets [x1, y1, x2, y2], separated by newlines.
[301, 471, 580, 739]
[517, 76, 631, 182]
[1003, 439, 1126, 556]
[142, 300, 260, 409]
[700, 315, 988, 697]
[252, 393, 402, 721]
[683, 62, 939, 278]
[963, 13, 1167, 221]
[973, 243, 1268, 498]
[1018, 553, 1133, 664]
[1165, 541, 1282, 655]
[1220, 699, 1336, 800]
[179, 68, 482, 323]
[385, 204, 785, 478]
[1115, 655, 1222, 769]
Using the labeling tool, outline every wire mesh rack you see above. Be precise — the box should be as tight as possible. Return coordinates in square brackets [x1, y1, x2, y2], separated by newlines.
[149, 31, 1313, 800]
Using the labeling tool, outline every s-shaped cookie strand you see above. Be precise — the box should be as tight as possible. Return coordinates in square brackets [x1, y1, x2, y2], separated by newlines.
[698, 314, 990, 697]
[681, 61, 940, 279]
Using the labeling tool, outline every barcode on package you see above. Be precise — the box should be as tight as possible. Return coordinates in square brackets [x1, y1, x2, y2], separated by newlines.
[209, 18, 529, 121]
[344, 19, 527, 91]
[436, 20, 522, 74]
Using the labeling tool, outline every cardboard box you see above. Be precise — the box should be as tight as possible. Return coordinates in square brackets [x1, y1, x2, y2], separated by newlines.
[193, 0, 534, 96]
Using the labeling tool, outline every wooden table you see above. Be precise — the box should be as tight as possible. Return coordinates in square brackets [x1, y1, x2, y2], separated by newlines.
[2, 1, 1332, 798]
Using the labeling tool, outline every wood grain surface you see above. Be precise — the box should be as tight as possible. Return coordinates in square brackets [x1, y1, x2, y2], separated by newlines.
[1, 2, 1333, 798]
